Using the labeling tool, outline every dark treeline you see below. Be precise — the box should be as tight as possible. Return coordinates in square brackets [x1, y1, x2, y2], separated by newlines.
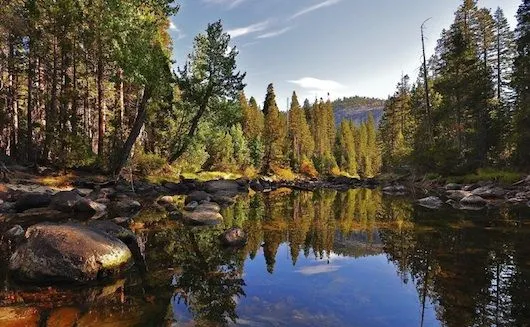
[380, 0, 530, 174]
[0, 0, 178, 174]
[0, 1, 381, 178]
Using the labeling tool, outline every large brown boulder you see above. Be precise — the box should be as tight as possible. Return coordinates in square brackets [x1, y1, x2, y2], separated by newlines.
[9, 223, 133, 284]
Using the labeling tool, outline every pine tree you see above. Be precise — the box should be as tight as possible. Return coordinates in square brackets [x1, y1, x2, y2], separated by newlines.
[335, 120, 357, 175]
[513, 0, 530, 168]
[262, 83, 285, 173]
[288, 91, 314, 170]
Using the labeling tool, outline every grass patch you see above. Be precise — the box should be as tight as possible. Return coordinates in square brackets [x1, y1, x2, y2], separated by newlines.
[446, 168, 523, 185]
[38, 173, 77, 188]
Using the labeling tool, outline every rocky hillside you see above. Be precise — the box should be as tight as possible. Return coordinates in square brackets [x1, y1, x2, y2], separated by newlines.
[333, 96, 385, 126]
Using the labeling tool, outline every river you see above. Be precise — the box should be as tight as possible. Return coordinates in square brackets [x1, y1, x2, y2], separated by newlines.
[1, 188, 530, 326]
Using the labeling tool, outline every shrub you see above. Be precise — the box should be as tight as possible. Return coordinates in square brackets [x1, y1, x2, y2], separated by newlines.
[300, 158, 318, 178]
[132, 151, 166, 176]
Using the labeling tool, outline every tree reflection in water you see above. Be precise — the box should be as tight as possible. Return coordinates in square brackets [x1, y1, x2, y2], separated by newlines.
[144, 188, 530, 327]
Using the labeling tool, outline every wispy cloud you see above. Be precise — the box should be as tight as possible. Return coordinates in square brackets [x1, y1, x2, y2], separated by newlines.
[169, 21, 186, 40]
[291, 0, 342, 19]
[257, 27, 292, 39]
[203, 0, 247, 9]
[227, 20, 269, 38]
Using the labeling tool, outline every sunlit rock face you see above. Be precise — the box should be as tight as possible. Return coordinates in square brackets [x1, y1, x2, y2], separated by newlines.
[9, 223, 133, 284]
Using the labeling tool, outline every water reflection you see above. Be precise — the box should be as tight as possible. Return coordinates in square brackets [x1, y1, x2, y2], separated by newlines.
[1, 188, 530, 326]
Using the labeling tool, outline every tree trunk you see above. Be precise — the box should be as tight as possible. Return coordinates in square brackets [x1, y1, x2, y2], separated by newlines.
[169, 86, 212, 163]
[113, 87, 151, 176]
[27, 36, 34, 163]
[97, 38, 105, 161]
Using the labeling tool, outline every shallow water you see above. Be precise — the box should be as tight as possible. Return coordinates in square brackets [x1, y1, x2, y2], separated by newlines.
[1, 188, 530, 326]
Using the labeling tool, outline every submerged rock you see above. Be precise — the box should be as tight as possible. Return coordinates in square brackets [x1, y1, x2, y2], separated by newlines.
[220, 228, 247, 247]
[181, 210, 223, 226]
[9, 223, 133, 283]
[382, 185, 406, 194]
[417, 196, 443, 209]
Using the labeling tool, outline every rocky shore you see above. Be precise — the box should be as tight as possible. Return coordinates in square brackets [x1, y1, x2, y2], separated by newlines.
[1, 165, 528, 285]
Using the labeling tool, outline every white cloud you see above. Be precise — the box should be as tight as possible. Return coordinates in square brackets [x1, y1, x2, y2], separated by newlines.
[227, 20, 269, 38]
[288, 77, 344, 92]
[169, 21, 186, 40]
[257, 27, 292, 39]
[295, 265, 341, 275]
[203, 0, 247, 9]
[291, 0, 342, 19]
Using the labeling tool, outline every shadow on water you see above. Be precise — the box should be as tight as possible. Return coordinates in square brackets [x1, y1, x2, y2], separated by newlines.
[1, 188, 530, 326]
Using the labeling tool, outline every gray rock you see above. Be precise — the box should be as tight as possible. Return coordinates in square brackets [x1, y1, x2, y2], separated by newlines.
[109, 197, 141, 217]
[211, 194, 236, 206]
[15, 208, 65, 224]
[50, 191, 83, 212]
[184, 201, 199, 211]
[194, 202, 221, 213]
[185, 191, 211, 205]
[445, 183, 463, 190]
[382, 185, 406, 194]
[75, 198, 107, 219]
[14, 193, 52, 212]
[460, 195, 487, 209]
[203, 180, 247, 194]
[157, 196, 175, 205]
[249, 180, 264, 192]
[75, 188, 94, 197]
[0, 201, 16, 213]
[471, 186, 506, 199]
[5, 225, 24, 239]
[446, 190, 472, 201]
[219, 228, 247, 247]
[9, 223, 132, 283]
[418, 196, 443, 209]
[181, 210, 223, 226]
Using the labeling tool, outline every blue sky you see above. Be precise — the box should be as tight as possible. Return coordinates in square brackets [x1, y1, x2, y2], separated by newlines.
[169, 0, 520, 109]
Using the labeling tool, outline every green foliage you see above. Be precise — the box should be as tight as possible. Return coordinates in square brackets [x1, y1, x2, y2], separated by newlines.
[447, 168, 523, 184]
[132, 150, 167, 176]
[262, 83, 286, 173]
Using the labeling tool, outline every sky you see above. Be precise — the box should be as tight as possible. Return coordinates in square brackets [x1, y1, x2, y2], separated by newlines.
[168, 0, 520, 110]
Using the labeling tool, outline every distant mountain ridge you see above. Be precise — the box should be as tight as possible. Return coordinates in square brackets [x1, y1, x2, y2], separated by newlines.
[333, 96, 385, 126]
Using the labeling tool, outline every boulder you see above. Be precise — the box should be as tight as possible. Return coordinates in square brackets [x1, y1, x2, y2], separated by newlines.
[471, 186, 506, 199]
[0, 201, 15, 213]
[163, 182, 189, 193]
[219, 227, 247, 247]
[181, 210, 223, 226]
[75, 198, 107, 216]
[382, 185, 406, 194]
[185, 191, 211, 205]
[50, 190, 83, 212]
[211, 194, 236, 206]
[14, 193, 51, 212]
[157, 195, 175, 206]
[184, 201, 199, 211]
[249, 180, 264, 192]
[203, 180, 248, 194]
[446, 190, 472, 201]
[445, 183, 463, 190]
[15, 208, 65, 224]
[194, 202, 221, 213]
[418, 196, 443, 209]
[109, 196, 141, 217]
[9, 223, 133, 283]
[460, 195, 487, 209]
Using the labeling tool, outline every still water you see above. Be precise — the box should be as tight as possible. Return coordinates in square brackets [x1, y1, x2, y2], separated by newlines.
[1, 188, 530, 326]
